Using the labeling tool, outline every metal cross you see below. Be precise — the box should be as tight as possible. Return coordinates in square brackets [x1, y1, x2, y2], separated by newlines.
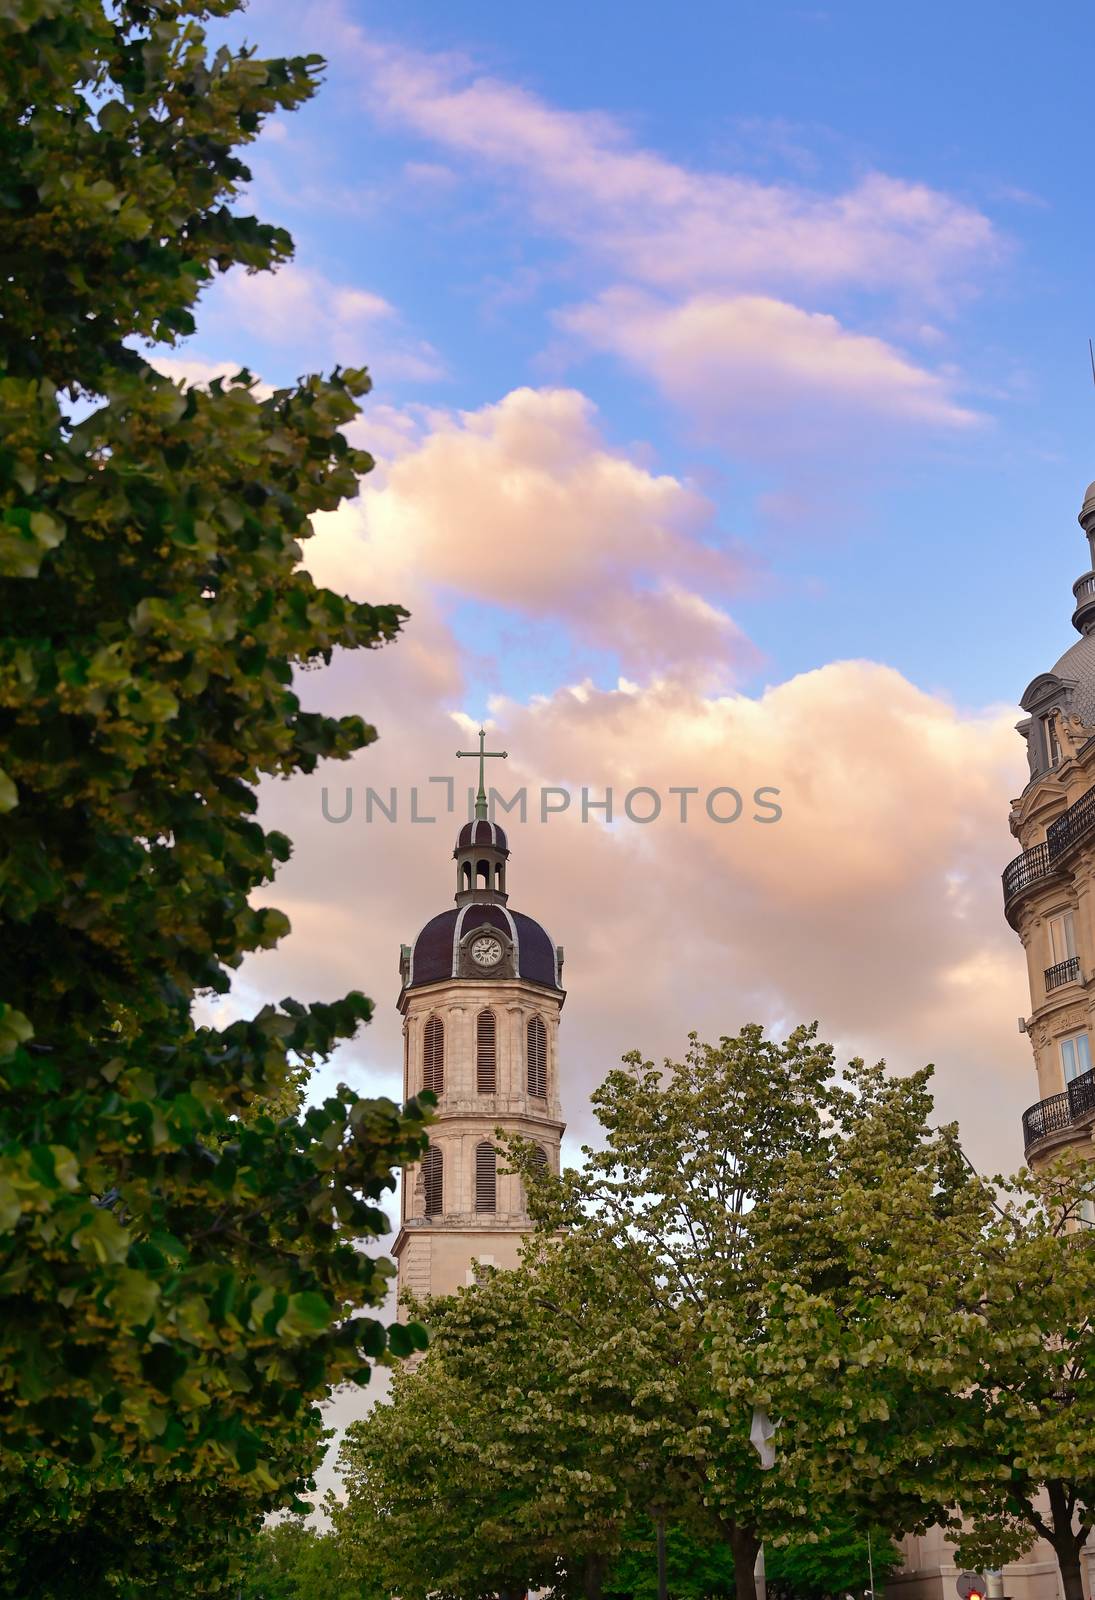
[455, 728, 508, 821]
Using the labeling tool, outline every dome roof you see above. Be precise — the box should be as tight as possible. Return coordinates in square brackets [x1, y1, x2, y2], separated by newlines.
[405, 902, 561, 991]
[456, 818, 509, 852]
[1046, 630, 1095, 727]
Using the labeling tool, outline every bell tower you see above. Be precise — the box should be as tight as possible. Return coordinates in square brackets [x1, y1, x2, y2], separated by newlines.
[393, 733, 566, 1309]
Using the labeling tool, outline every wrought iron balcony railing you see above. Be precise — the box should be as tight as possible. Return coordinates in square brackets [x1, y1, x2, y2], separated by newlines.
[1003, 777, 1095, 913]
[1045, 955, 1082, 992]
[1023, 1065, 1095, 1155]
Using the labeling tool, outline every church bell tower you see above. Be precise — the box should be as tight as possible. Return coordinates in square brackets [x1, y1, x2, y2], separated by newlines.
[393, 733, 566, 1308]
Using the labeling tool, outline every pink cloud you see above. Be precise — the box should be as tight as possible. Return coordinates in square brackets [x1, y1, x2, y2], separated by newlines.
[244, 654, 1030, 1181]
[560, 290, 982, 443]
[305, 386, 757, 679]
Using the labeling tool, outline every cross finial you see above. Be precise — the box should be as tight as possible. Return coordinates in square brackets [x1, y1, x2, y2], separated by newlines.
[455, 727, 508, 820]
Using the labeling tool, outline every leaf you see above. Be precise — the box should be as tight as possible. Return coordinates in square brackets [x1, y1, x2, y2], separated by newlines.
[275, 1291, 333, 1339]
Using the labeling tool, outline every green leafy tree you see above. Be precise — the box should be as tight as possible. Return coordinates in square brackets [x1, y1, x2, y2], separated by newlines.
[763, 1523, 902, 1600]
[603, 1520, 736, 1600]
[337, 1027, 937, 1600]
[600, 1518, 900, 1600]
[710, 1075, 1095, 1600]
[507, 1027, 913, 1600]
[237, 1514, 373, 1600]
[0, 0, 429, 1589]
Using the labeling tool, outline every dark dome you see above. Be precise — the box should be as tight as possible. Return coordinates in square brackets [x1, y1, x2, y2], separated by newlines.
[456, 818, 509, 852]
[405, 903, 560, 991]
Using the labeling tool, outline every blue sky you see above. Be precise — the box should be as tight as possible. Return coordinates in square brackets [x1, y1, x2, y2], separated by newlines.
[185, 0, 1095, 721]
[177, 0, 1095, 1191]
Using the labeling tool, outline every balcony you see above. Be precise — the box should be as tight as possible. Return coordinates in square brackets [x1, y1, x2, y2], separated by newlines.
[1023, 1065, 1095, 1156]
[1002, 777, 1095, 920]
[1045, 955, 1082, 992]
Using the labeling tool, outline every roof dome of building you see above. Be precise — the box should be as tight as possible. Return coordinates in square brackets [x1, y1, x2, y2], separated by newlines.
[405, 903, 562, 991]
[456, 817, 509, 852]
[1046, 631, 1095, 728]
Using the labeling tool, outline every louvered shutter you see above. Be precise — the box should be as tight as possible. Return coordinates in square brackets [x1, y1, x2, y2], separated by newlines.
[422, 1015, 444, 1094]
[476, 1010, 497, 1094]
[526, 1015, 547, 1098]
[423, 1145, 443, 1217]
[475, 1141, 497, 1212]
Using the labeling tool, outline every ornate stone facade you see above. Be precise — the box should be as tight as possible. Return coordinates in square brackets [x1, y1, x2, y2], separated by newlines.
[1003, 478, 1095, 1177]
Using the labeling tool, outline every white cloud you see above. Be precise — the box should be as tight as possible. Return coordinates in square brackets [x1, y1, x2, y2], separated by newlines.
[561, 290, 982, 442]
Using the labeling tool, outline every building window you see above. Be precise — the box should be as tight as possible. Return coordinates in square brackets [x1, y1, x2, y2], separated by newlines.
[1044, 714, 1062, 769]
[1060, 1032, 1093, 1084]
[527, 1015, 547, 1098]
[476, 1009, 497, 1094]
[1049, 911, 1078, 965]
[422, 1145, 443, 1217]
[475, 1141, 497, 1212]
[423, 1015, 444, 1095]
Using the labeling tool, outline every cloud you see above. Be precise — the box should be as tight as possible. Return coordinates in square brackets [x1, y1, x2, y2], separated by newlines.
[339, 24, 998, 306]
[306, 386, 757, 678]
[205, 264, 447, 386]
[561, 290, 982, 443]
[245, 652, 1030, 1186]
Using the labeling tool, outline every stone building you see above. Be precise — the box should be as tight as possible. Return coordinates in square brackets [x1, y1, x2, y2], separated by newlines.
[1003, 476, 1095, 1179]
[894, 477, 1095, 1600]
[392, 740, 566, 1308]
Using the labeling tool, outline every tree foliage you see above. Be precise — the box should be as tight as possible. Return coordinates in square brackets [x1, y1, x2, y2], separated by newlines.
[0, 0, 428, 1589]
[711, 1077, 1095, 1600]
[337, 1028, 943, 1600]
[236, 1514, 372, 1600]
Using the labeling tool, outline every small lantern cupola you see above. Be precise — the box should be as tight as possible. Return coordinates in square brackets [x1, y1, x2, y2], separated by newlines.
[454, 728, 509, 905]
[1072, 480, 1095, 634]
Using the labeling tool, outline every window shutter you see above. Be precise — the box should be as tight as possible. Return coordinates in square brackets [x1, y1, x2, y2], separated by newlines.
[423, 1015, 444, 1095]
[476, 1010, 497, 1094]
[475, 1141, 497, 1212]
[527, 1015, 547, 1098]
[423, 1145, 443, 1217]
[530, 1143, 549, 1173]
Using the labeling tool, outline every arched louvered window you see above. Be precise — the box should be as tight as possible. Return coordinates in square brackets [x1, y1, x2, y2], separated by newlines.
[422, 1145, 443, 1218]
[527, 1015, 547, 1099]
[475, 1141, 497, 1212]
[522, 1143, 549, 1210]
[476, 1010, 497, 1094]
[423, 1016, 444, 1095]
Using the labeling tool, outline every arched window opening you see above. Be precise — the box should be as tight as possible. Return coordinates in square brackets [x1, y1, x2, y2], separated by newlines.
[461, 861, 472, 891]
[423, 1015, 444, 1095]
[475, 1141, 497, 1212]
[494, 862, 505, 891]
[476, 858, 490, 889]
[422, 1145, 443, 1218]
[530, 1143, 549, 1174]
[476, 1010, 497, 1094]
[527, 1015, 547, 1099]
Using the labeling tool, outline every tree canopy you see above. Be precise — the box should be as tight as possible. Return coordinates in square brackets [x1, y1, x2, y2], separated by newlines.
[0, 0, 428, 1590]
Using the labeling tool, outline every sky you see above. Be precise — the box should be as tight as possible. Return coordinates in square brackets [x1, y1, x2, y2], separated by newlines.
[171, 0, 1095, 1498]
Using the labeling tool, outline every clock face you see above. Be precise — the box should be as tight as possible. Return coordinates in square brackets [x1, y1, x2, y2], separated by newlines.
[471, 935, 503, 968]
